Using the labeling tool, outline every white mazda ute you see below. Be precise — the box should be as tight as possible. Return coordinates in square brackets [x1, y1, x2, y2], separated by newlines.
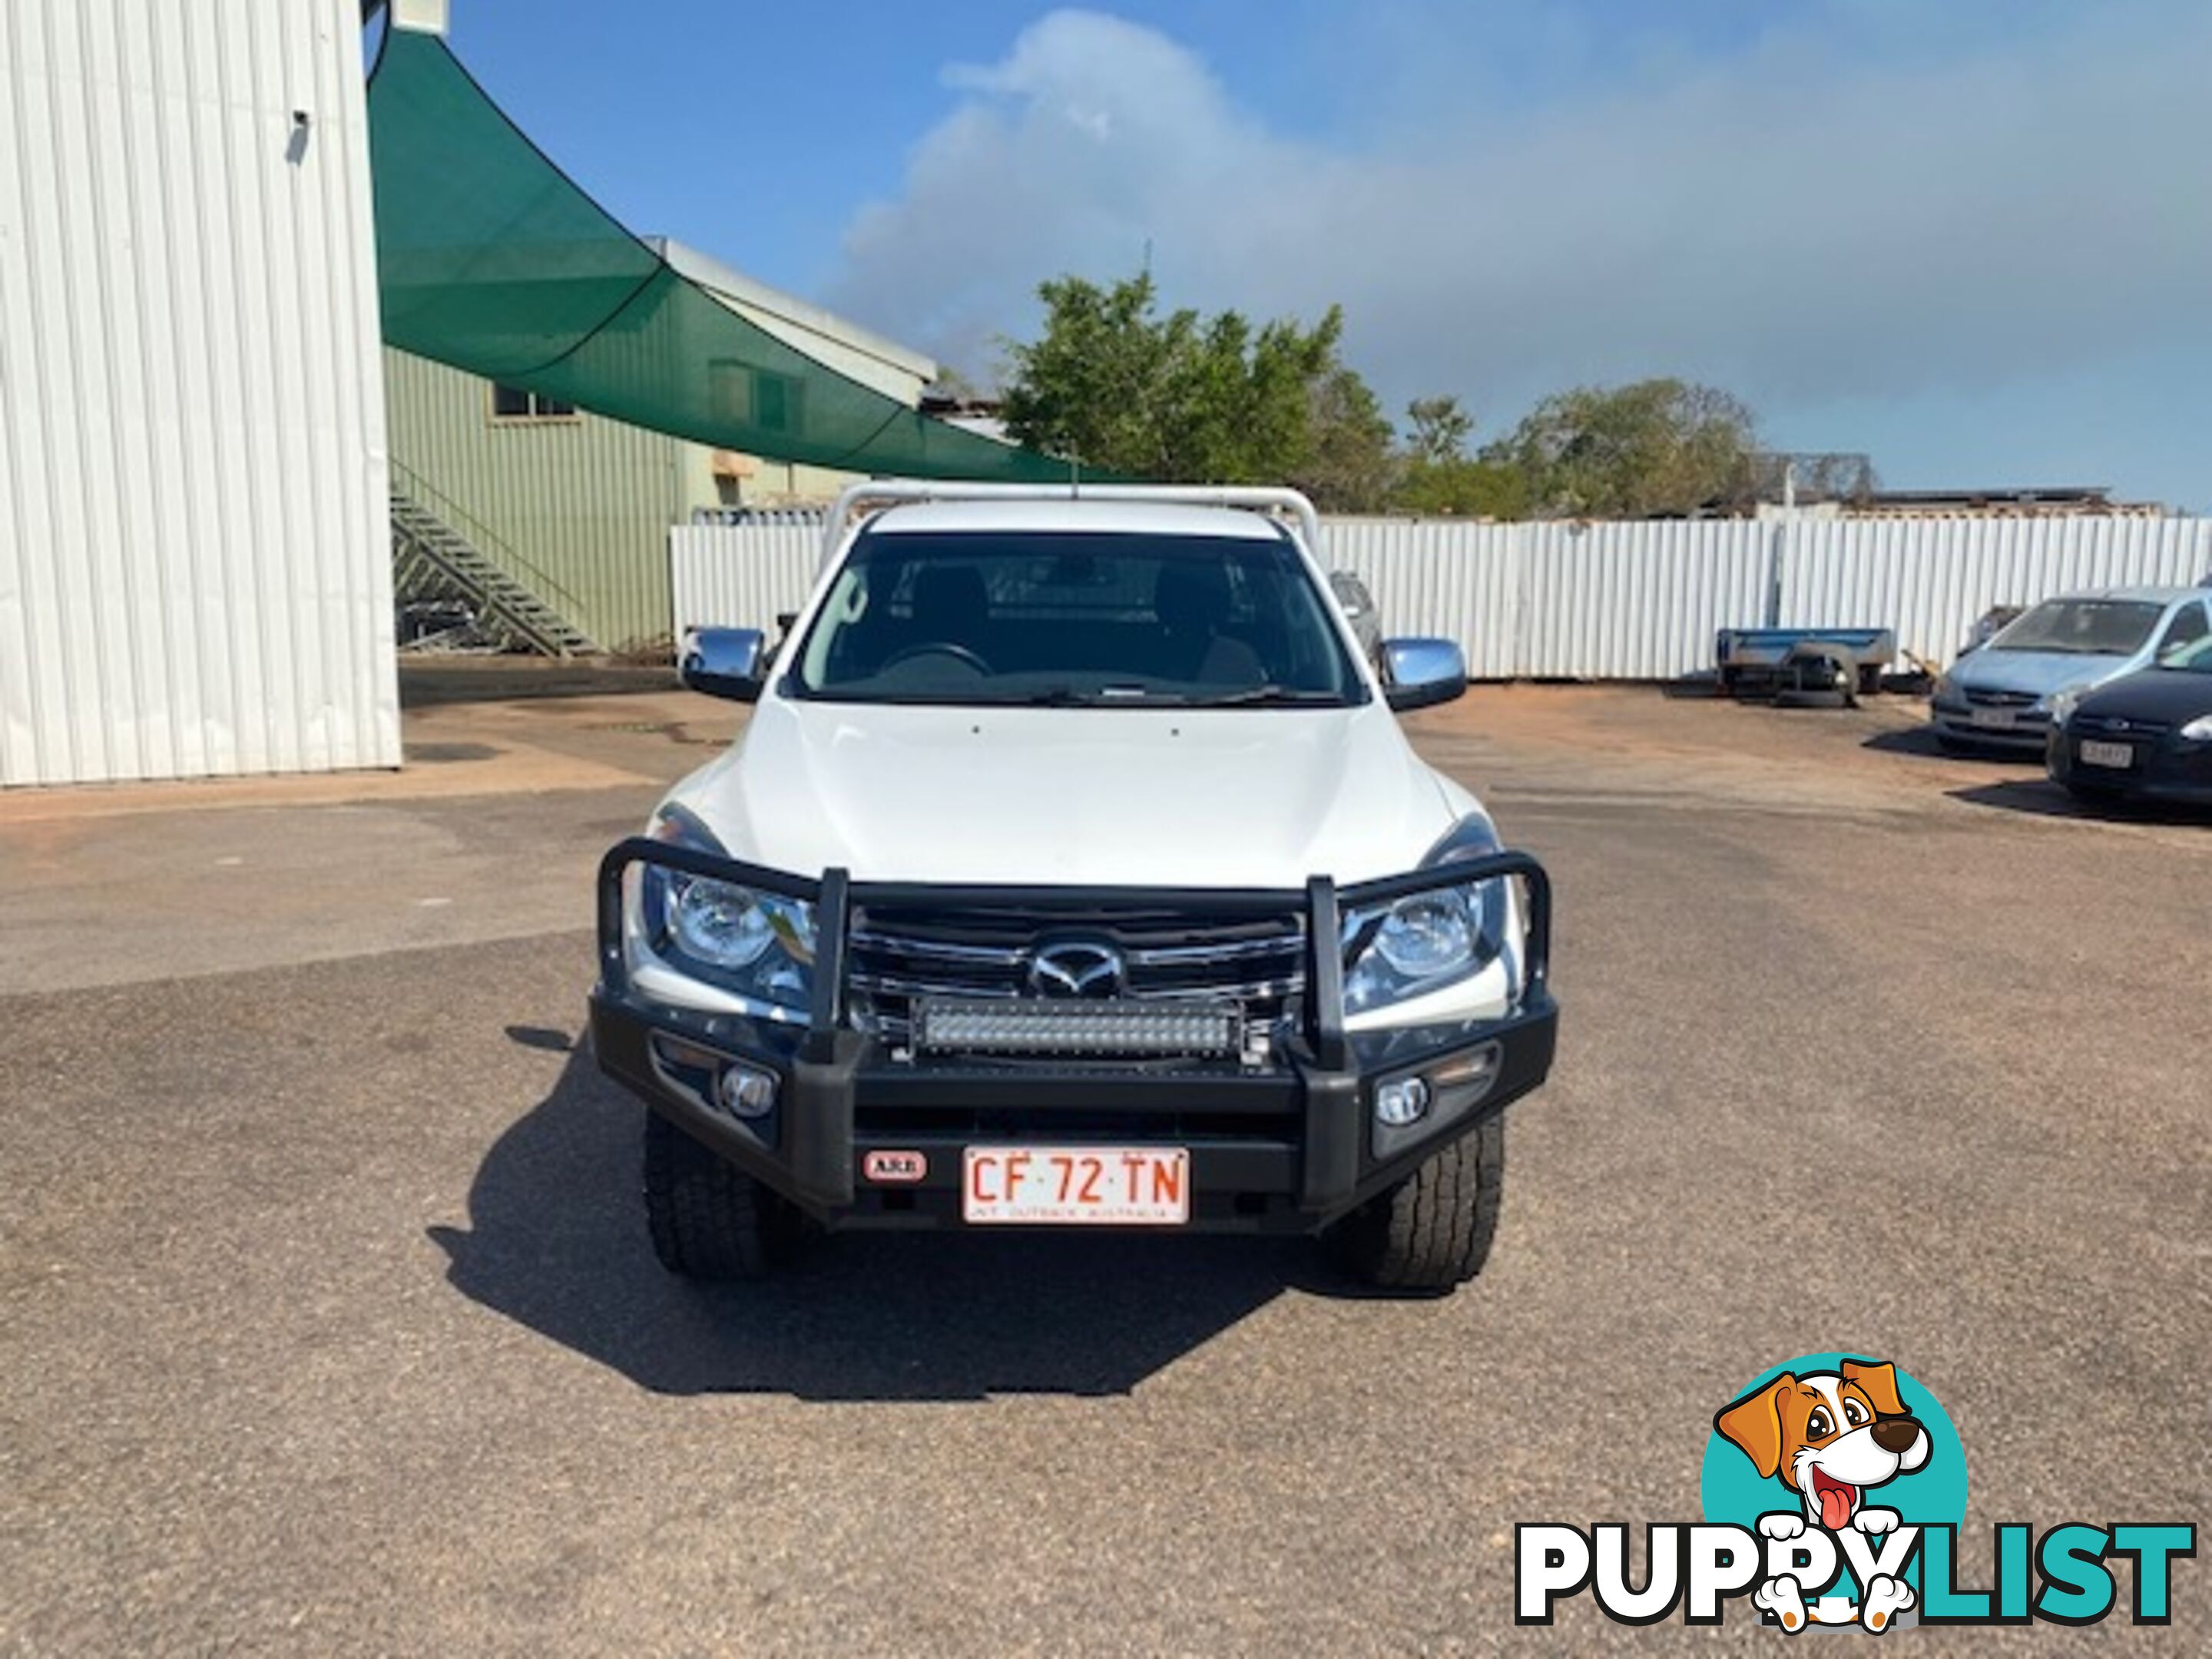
[589, 483, 1558, 1291]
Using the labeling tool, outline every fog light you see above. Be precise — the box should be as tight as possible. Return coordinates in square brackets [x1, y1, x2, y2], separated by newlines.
[1375, 1075, 1432, 1128]
[717, 1062, 777, 1119]
[1370, 1042, 1503, 1160]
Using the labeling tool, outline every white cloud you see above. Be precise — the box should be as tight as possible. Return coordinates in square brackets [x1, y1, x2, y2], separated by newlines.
[826, 4, 2212, 495]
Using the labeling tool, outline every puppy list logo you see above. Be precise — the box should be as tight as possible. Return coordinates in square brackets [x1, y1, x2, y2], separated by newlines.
[1707, 1355, 1956, 1631]
[1517, 1352, 2195, 1632]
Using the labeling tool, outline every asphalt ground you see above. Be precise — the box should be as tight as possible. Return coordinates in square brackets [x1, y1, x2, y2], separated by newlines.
[3, 681, 2207, 1653]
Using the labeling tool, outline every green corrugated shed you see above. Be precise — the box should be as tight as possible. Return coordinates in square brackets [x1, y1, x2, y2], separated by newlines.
[386, 347, 704, 652]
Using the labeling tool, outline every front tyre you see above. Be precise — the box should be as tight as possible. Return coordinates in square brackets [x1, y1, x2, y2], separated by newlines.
[643, 1111, 803, 1280]
[1329, 1116, 1505, 1293]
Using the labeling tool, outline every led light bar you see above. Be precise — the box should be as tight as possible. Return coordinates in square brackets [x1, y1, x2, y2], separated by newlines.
[915, 997, 1240, 1058]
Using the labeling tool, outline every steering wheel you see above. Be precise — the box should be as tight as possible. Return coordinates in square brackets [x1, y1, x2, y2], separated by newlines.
[879, 642, 994, 676]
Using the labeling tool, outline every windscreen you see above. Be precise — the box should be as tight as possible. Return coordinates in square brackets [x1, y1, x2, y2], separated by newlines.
[791, 531, 1363, 707]
[1990, 599, 2164, 654]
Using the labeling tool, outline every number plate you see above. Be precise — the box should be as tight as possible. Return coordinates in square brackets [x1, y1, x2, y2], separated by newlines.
[1969, 707, 2018, 730]
[2078, 739, 2134, 769]
[962, 1147, 1190, 1226]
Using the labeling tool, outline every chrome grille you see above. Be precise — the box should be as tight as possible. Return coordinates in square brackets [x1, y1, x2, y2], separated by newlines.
[1965, 688, 2041, 708]
[2072, 713, 2170, 737]
[846, 903, 1307, 1049]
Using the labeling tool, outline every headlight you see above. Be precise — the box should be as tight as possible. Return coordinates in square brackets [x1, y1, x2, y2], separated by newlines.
[2181, 714, 2212, 742]
[1932, 674, 1957, 704]
[1373, 890, 1477, 977]
[2048, 686, 2085, 728]
[639, 806, 816, 1013]
[1343, 881, 1499, 1015]
[670, 879, 815, 973]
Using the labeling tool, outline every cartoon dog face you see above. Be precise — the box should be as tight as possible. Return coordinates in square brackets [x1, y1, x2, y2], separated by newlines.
[1715, 1359, 1931, 1531]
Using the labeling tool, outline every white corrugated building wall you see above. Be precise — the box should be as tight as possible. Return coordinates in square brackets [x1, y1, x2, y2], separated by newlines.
[0, 0, 398, 787]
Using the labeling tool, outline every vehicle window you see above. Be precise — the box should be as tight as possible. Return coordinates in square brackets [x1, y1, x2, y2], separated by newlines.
[1988, 598, 2165, 655]
[792, 530, 1363, 707]
[2159, 628, 2212, 674]
[2153, 601, 2209, 663]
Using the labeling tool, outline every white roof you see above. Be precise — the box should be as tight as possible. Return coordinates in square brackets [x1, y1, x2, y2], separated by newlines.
[644, 236, 938, 384]
[864, 498, 1289, 541]
[2066, 586, 2206, 604]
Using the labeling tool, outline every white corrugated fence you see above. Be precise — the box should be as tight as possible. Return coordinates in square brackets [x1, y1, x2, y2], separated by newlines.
[671, 512, 2212, 680]
[1776, 515, 2211, 670]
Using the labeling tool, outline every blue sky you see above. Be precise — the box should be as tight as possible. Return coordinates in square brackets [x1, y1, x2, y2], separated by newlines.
[428, 1, 2210, 507]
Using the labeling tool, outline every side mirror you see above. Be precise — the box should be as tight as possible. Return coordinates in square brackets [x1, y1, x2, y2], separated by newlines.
[1382, 637, 1468, 712]
[680, 626, 767, 704]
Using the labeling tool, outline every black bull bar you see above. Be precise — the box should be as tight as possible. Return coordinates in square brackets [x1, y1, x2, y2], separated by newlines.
[590, 840, 1557, 1226]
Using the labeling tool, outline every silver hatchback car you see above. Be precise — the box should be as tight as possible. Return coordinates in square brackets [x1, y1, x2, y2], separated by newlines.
[1929, 586, 2212, 752]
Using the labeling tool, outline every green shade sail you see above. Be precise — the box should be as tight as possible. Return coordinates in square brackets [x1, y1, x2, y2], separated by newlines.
[367, 27, 1071, 483]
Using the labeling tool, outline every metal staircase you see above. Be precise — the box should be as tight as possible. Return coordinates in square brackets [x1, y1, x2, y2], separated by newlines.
[389, 485, 598, 657]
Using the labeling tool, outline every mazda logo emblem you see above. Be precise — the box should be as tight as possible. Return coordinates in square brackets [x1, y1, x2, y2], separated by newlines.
[1026, 939, 1125, 999]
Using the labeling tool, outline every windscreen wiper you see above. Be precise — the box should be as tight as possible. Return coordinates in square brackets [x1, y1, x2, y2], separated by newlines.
[1012, 684, 1172, 706]
[1185, 684, 1347, 707]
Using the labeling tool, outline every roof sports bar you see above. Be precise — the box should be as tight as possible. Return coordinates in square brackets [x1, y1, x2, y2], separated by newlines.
[819, 481, 1326, 572]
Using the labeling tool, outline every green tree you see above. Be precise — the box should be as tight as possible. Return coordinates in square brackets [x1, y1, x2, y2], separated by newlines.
[1387, 394, 1529, 518]
[1392, 455, 1532, 519]
[1000, 272, 1394, 507]
[1405, 395, 1475, 465]
[1482, 379, 1761, 518]
[1293, 366, 1397, 513]
[998, 273, 1175, 476]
